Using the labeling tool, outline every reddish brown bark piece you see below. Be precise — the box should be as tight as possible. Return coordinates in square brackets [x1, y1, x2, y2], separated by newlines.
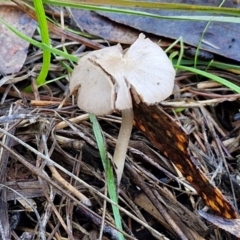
[133, 102, 238, 219]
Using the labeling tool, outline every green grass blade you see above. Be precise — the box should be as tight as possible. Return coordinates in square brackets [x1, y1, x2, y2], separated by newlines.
[165, 37, 184, 66]
[34, 0, 51, 83]
[43, 0, 240, 16]
[89, 114, 124, 240]
[43, 0, 240, 21]
[175, 65, 240, 93]
[24, 0, 51, 91]
[173, 59, 240, 72]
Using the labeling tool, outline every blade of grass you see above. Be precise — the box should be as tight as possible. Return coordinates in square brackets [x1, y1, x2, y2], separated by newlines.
[24, 0, 51, 92]
[173, 59, 240, 72]
[175, 65, 240, 93]
[43, 0, 240, 16]
[43, 0, 240, 21]
[89, 114, 124, 240]
[192, 0, 225, 68]
[165, 36, 184, 66]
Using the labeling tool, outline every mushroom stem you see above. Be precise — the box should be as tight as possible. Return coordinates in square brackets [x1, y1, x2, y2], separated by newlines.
[113, 108, 134, 186]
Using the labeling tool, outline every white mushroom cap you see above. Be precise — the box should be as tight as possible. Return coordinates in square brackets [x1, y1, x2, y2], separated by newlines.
[70, 33, 175, 116]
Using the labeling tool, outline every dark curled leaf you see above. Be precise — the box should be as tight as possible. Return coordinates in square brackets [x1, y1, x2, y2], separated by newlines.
[133, 102, 238, 219]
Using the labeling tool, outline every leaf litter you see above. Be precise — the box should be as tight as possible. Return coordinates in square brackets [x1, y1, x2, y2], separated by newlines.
[0, 2, 240, 240]
[0, 3, 37, 75]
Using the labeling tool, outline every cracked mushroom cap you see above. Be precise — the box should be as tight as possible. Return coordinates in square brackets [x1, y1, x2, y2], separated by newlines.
[70, 33, 175, 115]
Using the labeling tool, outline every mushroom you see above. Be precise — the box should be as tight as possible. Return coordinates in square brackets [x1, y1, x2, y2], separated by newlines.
[70, 33, 175, 185]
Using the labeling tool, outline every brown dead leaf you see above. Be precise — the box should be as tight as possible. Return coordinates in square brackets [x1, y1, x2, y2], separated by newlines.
[0, 5, 36, 75]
